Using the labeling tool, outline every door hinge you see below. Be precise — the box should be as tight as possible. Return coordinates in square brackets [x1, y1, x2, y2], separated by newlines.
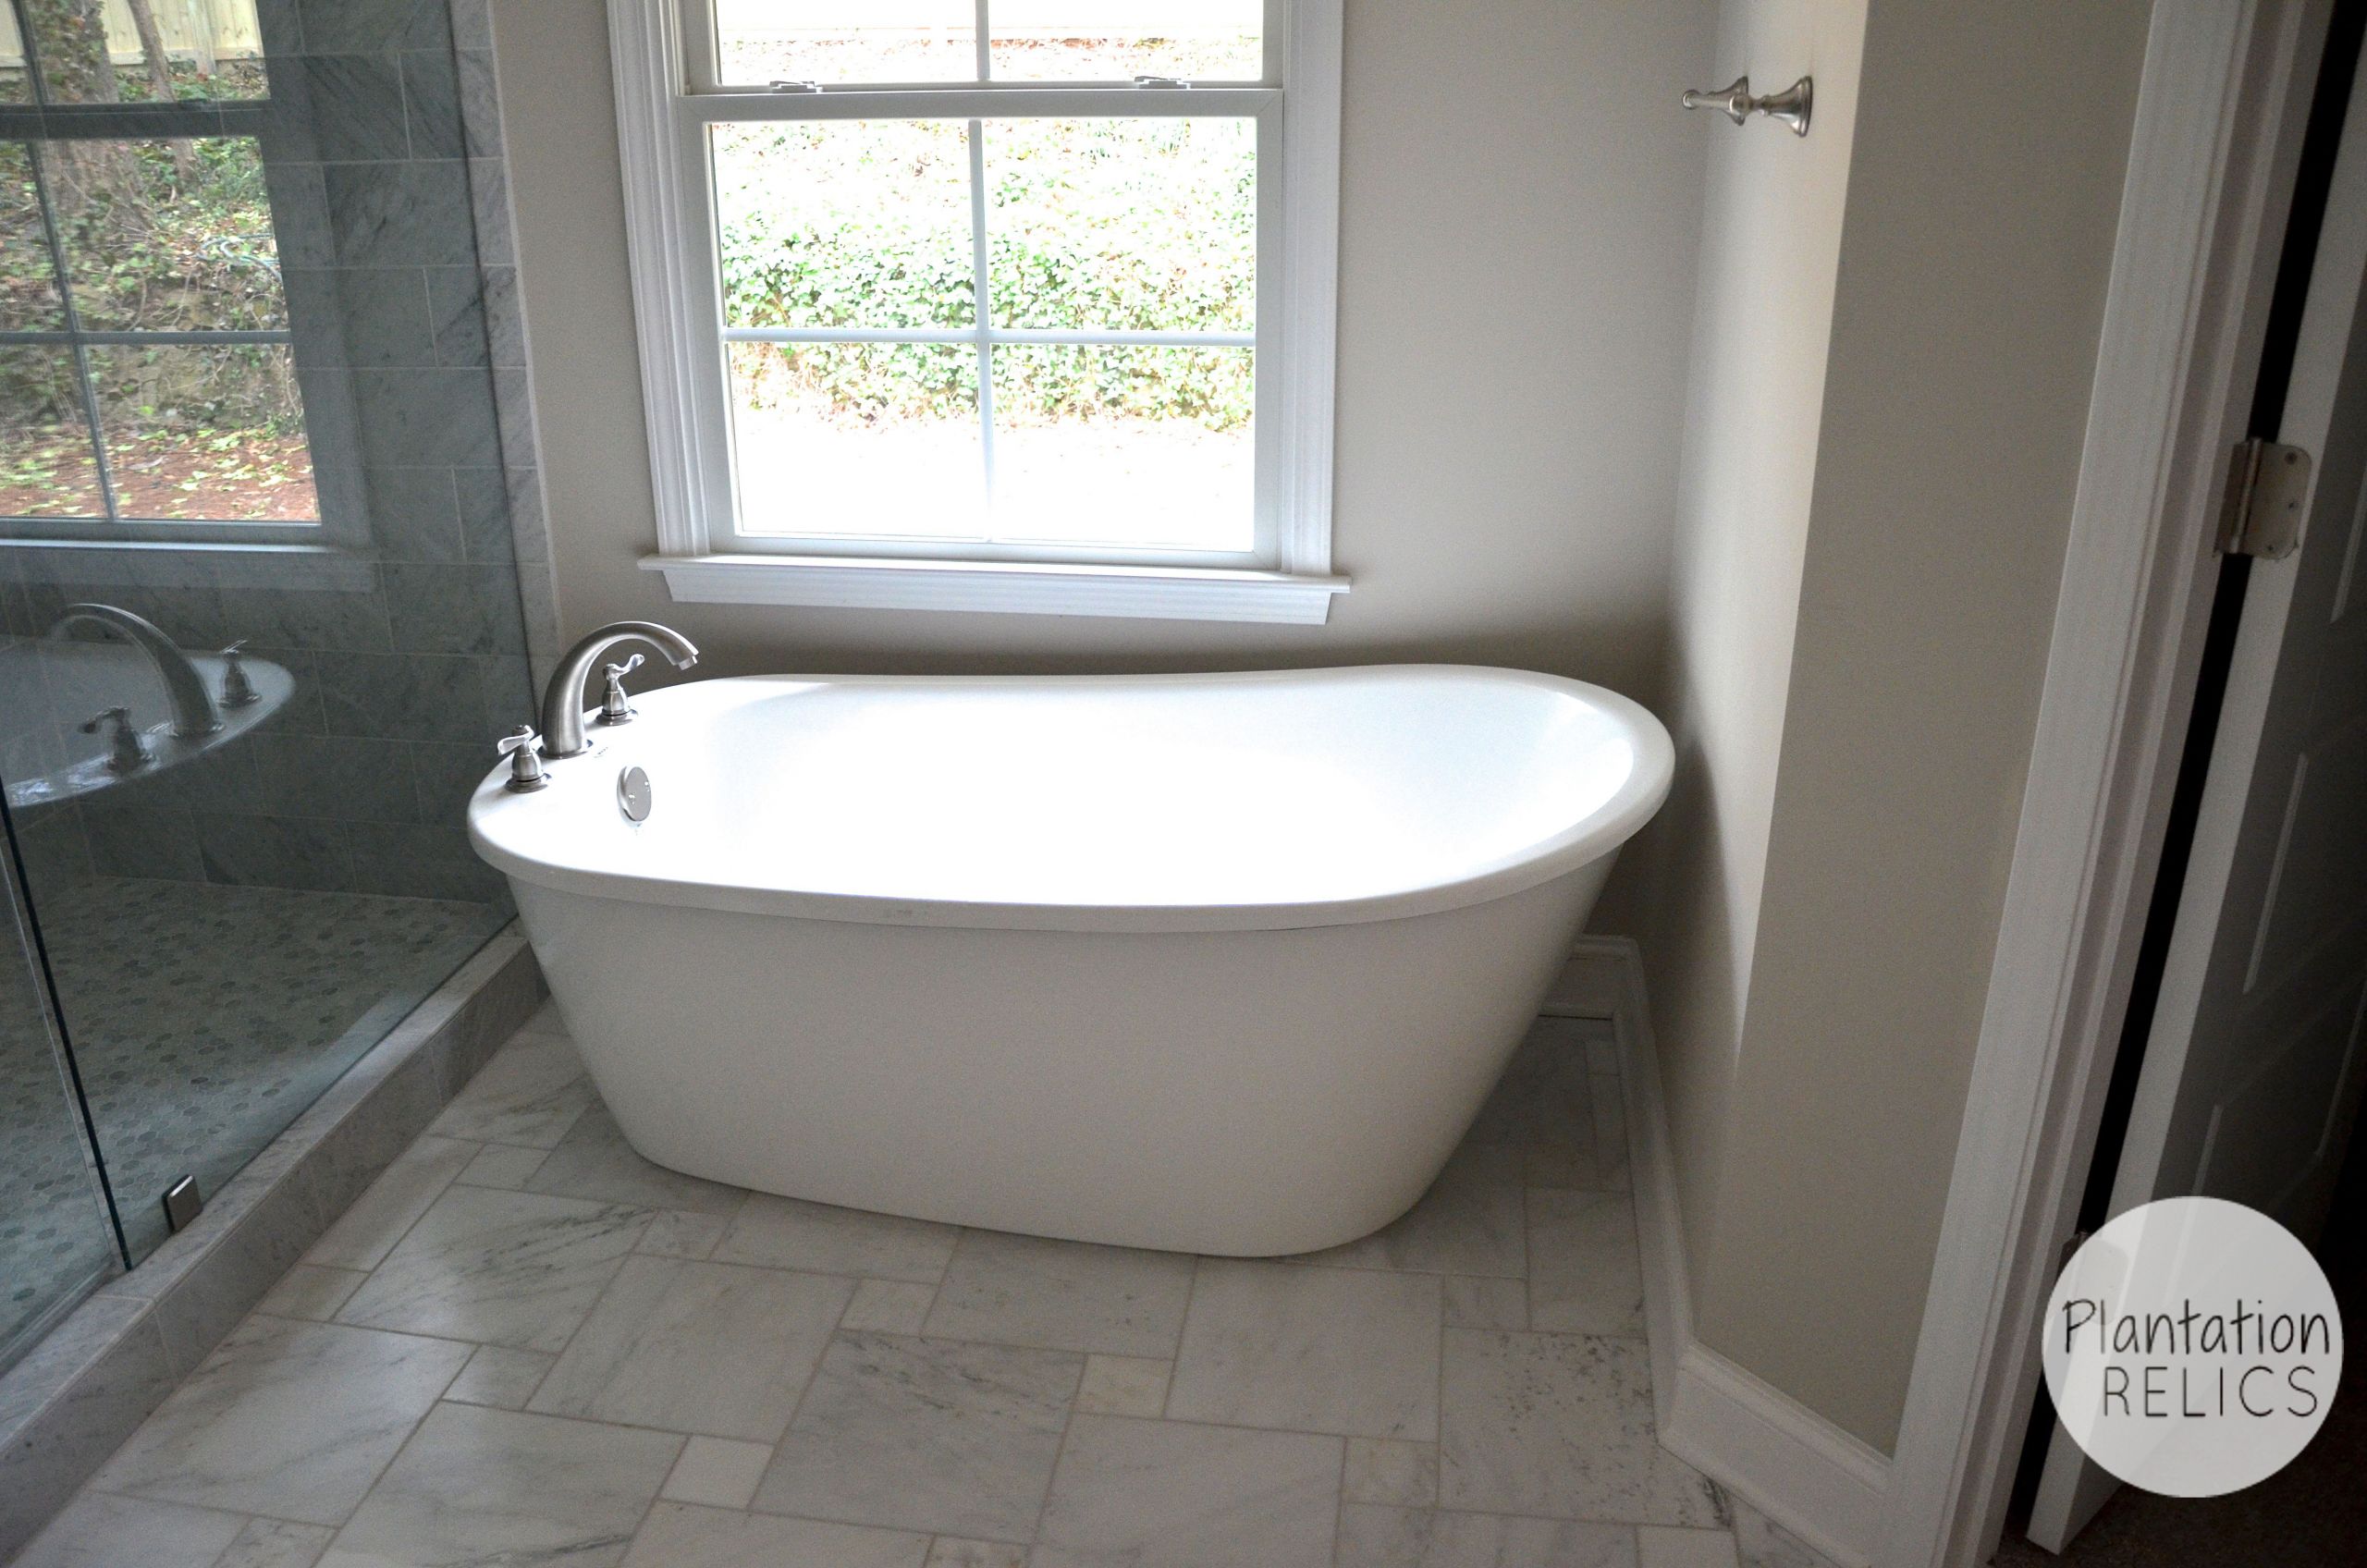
[2217, 437, 2312, 559]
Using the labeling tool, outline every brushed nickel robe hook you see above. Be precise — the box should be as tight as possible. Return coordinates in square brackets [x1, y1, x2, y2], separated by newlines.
[1682, 74, 1813, 137]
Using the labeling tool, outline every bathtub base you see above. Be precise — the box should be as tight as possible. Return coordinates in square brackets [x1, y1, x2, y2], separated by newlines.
[511, 864, 1608, 1256]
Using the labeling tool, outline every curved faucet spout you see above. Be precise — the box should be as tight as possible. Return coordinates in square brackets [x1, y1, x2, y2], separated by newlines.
[49, 604, 224, 739]
[540, 621, 700, 758]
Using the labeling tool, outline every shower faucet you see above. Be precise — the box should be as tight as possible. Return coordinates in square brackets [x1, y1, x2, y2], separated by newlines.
[538, 621, 700, 758]
[47, 604, 224, 738]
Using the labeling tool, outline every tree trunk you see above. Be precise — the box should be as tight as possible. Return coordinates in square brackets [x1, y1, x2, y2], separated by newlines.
[121, 0, 199, 178]
[19, 0, 119, 104]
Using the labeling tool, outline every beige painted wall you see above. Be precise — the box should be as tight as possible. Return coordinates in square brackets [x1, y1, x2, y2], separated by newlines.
[1628, 0, 1866, 1295]
[492, 0, 1714, 753]
[1680, 1, 2151, 1453]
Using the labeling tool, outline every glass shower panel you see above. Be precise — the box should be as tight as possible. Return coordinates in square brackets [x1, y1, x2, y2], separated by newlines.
[0, 800, 121, 1370]
[0, 0, 534, 1275]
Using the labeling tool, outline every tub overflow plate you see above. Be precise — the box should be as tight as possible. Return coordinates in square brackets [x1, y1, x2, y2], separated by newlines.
[617, 765, 653, 823]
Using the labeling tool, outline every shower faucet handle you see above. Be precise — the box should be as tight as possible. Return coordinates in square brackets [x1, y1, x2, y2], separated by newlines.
[497, 725, 549, 792]
[81, 706, 153, 775]
[219, 639, 260, 708]
[596, 654, 644, 728]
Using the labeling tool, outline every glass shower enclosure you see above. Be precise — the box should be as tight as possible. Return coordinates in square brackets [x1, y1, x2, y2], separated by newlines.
[0, 0, 533, 1369]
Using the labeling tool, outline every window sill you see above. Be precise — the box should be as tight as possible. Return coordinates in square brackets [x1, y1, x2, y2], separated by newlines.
[0, 538, 376, 593]
[639, 553, 1352, 625]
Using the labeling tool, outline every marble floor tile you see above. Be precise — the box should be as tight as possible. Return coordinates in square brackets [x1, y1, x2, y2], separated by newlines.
[1036, 1414, 1340, 1568]
[1443, 1275, 1528, 1330]
[524, 1105, 748, 1215]
[530, 1256, 852, 1440]
[926, 1539, 1028, 1568]
[1333, 1503, 1638, 1568]
[754, 1330, 1081, 1540]
[1073, 1353, 1170, 1416]
[840, 1278, 936, 1333]
[335, 1184, 649, 1352]
[1640, 1525, 1742, 1568]
[1439, 1329, 1723, 1526]
[11, 1490, 246, 1568]
[1728, 1500, 1842, 1568]
[255, 1264, 370, 1322]
[426, 1031, 595, 1148]
[454, 1142, 546, 1189]
[321, 1404, 679, 1568]
[1343, 1438, 1439, 1507]
[441, 1344, 555, 1410]
[1167, 1259, 1441, 1439]
[620, 1501, 929, 1568]
[97, 1317, 471, 1525]
[302, 1135, 476, 1272]
[922, 1230, 1195, 1356]
[715, 1194, 958, 1282]
[659, 1437, 774, 1510]
[1466, 1022, 1616, 1189]
[1300, 1143, 1527, 1279]
[1527, 1188, 1645, 1336]
[217, 1517, 337, 1568]
[638, 1207, 733, 1260]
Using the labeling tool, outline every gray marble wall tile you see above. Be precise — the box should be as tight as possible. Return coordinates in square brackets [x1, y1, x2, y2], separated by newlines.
[1036, 1414, 1342, 1568]
[317, 651, 488, 742]
[302, 56, 410, 162]
[522, 1105, 746, 1216]
[456, 50, 501, 159]
[247, 735, 423, 824]
[217, 577, 392, 654]
[97, 1315, 470, 1525]
[423, 265, 488, 367]
[1168, 1261, 1441, 1440]
[399, 52, 465, 161]
[365, 468, 466, 561]
[326, 161, 477, 267]
[1438, 1330, 1724, 1526]
[529, 1256, 851, 1440]
[452, 469, 513, 562]
[334, 1184, 648, 1351]
[491, 365, 537, 470]
[352, 369, 502, 470]
[923, 1230, 1195, 1358]
[298, 0, 449, 55]
[466, 156, 512, 266]
[619, 1502, 929, 1568]
[714, 1194, 959, 1282]
[80, 803, 205, 882]
[755, 1330, 1082, 1540]
[1334, 1503, 1638, 1568]
[348, 820, 508, 903]
[195, 812, 355, 892]
[9, 1489, 248, 1568]
[150, 1174, 325, 1374]
[412, 741, 491, 827]
[287, 267, 437, 368]
[323, 1403, 679, 1568]
[449, 0, 492, 53]
[383, 562, 524, 655]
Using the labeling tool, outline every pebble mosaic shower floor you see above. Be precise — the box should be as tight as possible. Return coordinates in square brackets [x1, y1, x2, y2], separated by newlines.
[8, 1006, 1835, 1568]
[0, 878, 506, 1348]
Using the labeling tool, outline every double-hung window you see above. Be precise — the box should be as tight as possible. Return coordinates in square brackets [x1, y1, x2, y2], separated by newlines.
[613, 0, 1345, 622]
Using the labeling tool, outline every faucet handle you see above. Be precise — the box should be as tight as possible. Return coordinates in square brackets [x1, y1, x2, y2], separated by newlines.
[218, 639, 260, 708]
[497, 725, 549, 792]
[595, 654, 644, 727]
[81, 706, 153, 775]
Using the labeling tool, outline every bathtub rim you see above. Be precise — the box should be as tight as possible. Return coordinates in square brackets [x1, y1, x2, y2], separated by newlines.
[468, 663, 1673, 935]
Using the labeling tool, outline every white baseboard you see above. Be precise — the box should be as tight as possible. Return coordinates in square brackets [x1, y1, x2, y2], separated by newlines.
[1582, 936, 1892, 1568]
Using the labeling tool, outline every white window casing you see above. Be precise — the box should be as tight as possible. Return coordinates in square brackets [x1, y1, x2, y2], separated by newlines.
[608, 0, 1347, 623]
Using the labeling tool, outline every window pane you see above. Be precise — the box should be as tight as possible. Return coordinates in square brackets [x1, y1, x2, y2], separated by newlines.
[88, 342, 315, 521]
[989, 0, 1263, 80]
[18, 0, 269, 103]
[53, 137, 283, 332]
[3, 142, 67, 328]
[730, 340, 984, 540]
[0, 348, 105, 517]
[714, 0, 975, 85]
[989, 344, 1251, 550]
[1, 6, 29, 104]
[986, 116, 1253, 333]
[716, 120, 974, 332]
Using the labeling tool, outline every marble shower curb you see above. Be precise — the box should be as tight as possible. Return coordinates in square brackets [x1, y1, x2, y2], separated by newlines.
[0, 927, 545, 1560]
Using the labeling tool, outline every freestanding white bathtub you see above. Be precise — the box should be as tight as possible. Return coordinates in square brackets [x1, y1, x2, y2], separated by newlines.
[469, 666, 1672, 1255]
